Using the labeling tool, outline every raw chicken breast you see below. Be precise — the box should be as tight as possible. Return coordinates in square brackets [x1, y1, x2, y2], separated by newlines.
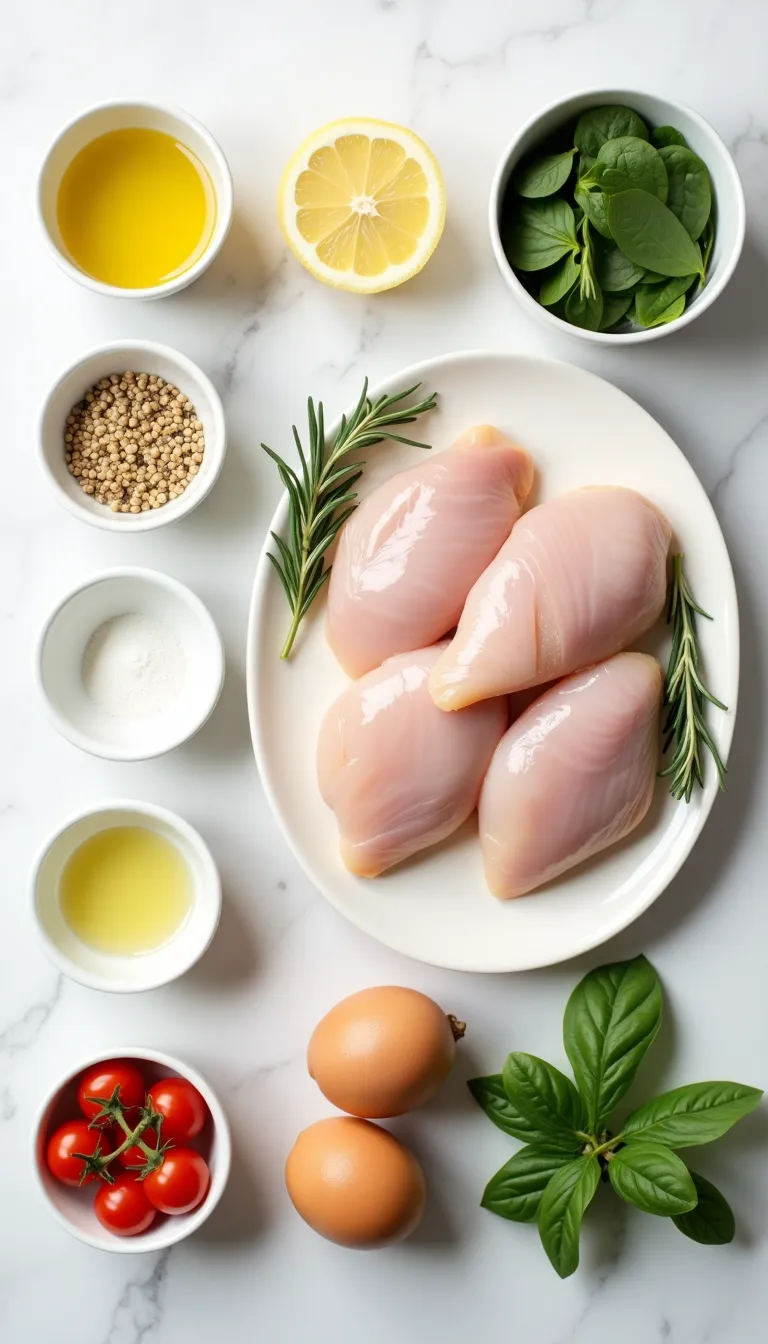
[479, 653, 662, 899]
[327, 425, 534, 677]
[429, 487, 671, 710]
[318, 644, 508, 877]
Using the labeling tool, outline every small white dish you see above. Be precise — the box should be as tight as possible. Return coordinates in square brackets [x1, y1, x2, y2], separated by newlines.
[36, 566, 225, 760]
[38, 100, 233, 299]
[247, 350, 739, 973]
[30, 799, 221, 992]
[489, 88, 745, 344]
[39, 340, 226, 532]
[32, 1046, 231, 1251]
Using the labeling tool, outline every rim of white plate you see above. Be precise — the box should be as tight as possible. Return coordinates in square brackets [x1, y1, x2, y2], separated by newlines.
[246, 350, 739, 971]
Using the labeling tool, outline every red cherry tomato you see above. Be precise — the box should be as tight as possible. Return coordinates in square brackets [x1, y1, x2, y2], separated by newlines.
[94, 1175, 156, 1237]
[144, 1148, 210, 1215]
[47, 1119, 107, 1186]
[78, 1060, 145, 1124]
[147, 1077, 208, 1145]
[117, 1129, 158, 1171]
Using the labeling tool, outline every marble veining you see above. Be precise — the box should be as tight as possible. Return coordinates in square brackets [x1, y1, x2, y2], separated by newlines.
[2, 1, 767, 1341]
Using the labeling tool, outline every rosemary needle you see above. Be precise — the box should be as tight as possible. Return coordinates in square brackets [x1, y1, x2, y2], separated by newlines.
[659, 553, 727, 802]
[262, 378, 437, 660]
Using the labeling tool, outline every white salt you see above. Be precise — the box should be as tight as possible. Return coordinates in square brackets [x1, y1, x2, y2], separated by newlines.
[82, 612, 186, 719]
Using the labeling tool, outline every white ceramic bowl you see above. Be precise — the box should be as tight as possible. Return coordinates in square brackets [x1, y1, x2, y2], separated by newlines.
[38, 100, 233, 299]
[32, 1047, 231, 1251]
[36, 566, 225, 760]
[30, 799, 221, 992]
[489, 88, 745, 344]
[39, 340, 226, 532]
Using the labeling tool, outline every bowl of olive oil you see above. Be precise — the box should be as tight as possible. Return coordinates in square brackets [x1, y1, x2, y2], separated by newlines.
[38, 102, 233, 298]
[31, 800, 221, 992]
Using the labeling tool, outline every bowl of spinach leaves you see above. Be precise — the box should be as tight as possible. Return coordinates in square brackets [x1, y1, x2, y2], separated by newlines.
[490, 90, 745, 342]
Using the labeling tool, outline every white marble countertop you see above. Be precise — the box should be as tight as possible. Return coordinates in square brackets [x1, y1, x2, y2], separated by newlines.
[2, 1, 767, 1340]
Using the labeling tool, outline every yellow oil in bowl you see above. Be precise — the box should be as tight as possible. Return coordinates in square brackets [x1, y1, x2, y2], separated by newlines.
[59, 826, 192, 956]
[57, 127, 216, 289]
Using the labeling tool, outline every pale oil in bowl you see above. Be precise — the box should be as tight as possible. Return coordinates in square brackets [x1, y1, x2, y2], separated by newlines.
[57, 127, 216, 289]
[59, 826, 192, 956]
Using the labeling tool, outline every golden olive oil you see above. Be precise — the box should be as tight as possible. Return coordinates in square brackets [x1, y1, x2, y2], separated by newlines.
[60, 826, 192, 956]
[57, 127, 216, 288]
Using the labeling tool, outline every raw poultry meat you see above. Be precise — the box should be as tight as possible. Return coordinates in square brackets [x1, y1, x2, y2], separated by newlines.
[479, 653, 662, 899]
[429, 487, 671, 710]
[326, 425, 534, 677]
[318, 644, 508, 877]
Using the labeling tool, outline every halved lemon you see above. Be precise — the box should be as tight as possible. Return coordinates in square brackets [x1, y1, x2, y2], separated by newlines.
[279, 118, 446, 294]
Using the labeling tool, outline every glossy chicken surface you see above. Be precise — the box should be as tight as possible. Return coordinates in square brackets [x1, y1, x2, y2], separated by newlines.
[429, 487, 671, 710]
[318, 644, 508, 877]
[479, 653, 662, 899]
[326, 425, 534, 677]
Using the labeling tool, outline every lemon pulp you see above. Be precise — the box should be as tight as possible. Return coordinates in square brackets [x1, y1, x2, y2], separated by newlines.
[280, 119, 445, 293]
[57, 127, 216, 288]
[59, 826, 192, 956]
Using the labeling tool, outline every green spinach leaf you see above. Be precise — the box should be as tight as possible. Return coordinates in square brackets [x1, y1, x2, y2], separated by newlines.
[514, 148, 577, 198]
[566, 283, 603, 329]
[607, 190, 705, 277]
[634, 275, 696, 326]
[623, 1081, 763, 1147]
[609, 1142, 698, 1216]
[563, 956, 662, 1132]
[652, 125, 688, 149]
[540, 251, 580, 305]
[595, 240, 647, 291]
[538, 1156, 600, 1278]
[600, 292, 633, 329]
[481, 1146, 577, 1223]
[590, 136, 668, 201]
[672, 1172, 735, 1244]
[502, 1053, 587, 1146]
[700, 213, 716, 276]
[506, 198, 579, 271]
[574, 185, 612, 239]
[575, 105, 649, 158]
[659, 145, 711, 239]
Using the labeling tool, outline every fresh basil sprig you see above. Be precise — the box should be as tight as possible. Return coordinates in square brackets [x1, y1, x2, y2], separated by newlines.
[503, 103, 716, 332]
[469, 955, 762, 1278]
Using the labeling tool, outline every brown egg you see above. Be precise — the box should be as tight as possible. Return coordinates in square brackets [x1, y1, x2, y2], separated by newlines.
[307, 985, 464, 1118]
[285, 1117, 426, 1248]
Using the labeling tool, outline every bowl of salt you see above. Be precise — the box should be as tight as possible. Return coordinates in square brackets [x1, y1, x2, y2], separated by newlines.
[35, 567, 225, 760]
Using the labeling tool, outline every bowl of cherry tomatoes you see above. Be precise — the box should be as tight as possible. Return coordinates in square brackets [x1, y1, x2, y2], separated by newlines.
[32, 1048, 231, 1251]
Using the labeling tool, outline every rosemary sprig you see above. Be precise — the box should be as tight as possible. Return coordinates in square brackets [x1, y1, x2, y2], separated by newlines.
[262, 378, 437, 659]
[660, 553, 727, 802]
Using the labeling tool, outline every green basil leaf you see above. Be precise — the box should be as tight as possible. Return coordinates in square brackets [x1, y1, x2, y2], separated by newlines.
[607, 190, 705, 277]
[672, 1172, 735, 1245]
[537, 1155, 600, 1278]
[652, 125, 688, 150]
[563, 955, 662, 1132]
[502, 1053, 587, 1146]
[592, 136, 668, 202]
[574, 105, 649, 158]
[574, 186, 612, 239]
[540, 251, 580, 305]
[481, 1145, 577, 1223]
[659, 145, 711, 240]
[566, 281, 603, 330]
[514, 148, 577, 199]
[609, 1142, 697, 1216]
[634, 277, 695, 327]
[467, 1074, 541, 1142]
[599, 292, 632, 330]
[505, 198, 578, 271]
[623, 1081, 763, 1147]
[595, 240, 646, 291]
